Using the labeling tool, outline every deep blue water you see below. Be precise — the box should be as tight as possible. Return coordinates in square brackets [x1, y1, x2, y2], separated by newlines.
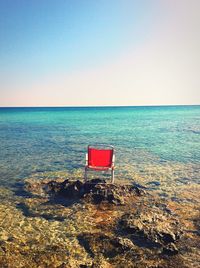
[0, 106, 199, 188]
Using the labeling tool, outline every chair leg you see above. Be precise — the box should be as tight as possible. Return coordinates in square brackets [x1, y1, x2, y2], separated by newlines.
[84, 167, 87, 182]
[111, 169, 114, 183]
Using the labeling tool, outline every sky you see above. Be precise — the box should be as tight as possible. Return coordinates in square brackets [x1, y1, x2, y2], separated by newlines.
[0, 0, 199, 107]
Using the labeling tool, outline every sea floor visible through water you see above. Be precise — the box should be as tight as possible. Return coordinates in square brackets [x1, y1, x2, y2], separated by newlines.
[0, 165, 199, 267]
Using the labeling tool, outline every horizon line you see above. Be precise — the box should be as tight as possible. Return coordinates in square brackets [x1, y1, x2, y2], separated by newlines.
[0, 104, 199, 109]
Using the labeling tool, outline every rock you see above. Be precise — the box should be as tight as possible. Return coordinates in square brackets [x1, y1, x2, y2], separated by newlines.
[45, 180, 69, 194]
[91, 254, 112, 268]
[58, 180, 84, 198]
[113, 237, 135, 251]
[107, 193, 125, 205]
[78, 233, 116, 258]
[24, 178, 145, 205]
[24, 177, 66, 196]
[162, 243, 179, 255]
[119, 206, 182, 252]
[78, 233, 135, 260]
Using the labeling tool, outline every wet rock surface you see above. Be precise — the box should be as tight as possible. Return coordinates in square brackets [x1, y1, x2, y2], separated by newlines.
[119, 206, 182, 255]
[25, 178, 145, 205]
[0, 177, 199, 267]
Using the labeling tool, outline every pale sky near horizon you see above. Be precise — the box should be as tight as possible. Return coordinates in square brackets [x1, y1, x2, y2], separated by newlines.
[0, 0, 200, 107]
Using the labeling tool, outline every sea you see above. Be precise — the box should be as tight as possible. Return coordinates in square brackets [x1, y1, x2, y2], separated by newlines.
[0, 105, 199, 266]
[0, 105, 199, 192]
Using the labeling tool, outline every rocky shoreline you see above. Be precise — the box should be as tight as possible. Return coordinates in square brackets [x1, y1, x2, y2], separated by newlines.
[0, 177, 199, 267]
[23, 178, 195, 267]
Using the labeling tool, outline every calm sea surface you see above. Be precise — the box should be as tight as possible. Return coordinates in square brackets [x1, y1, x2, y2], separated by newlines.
[0, 106, 199, 196]
[0, 105, 200, 266]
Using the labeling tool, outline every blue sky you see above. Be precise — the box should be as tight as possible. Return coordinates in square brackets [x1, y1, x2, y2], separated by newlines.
[0, 1, 154, 74]
[0, 0, 199, 106]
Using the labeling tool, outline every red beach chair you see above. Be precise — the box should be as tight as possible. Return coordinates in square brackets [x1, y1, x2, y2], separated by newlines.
[84, 145, 115, 183]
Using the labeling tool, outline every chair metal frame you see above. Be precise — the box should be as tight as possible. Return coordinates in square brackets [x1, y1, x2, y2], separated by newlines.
[84, 144, 115, 183]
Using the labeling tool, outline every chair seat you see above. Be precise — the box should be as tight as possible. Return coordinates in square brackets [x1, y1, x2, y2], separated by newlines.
[84, 145, 115, 183]
[86, 165, 112, 171]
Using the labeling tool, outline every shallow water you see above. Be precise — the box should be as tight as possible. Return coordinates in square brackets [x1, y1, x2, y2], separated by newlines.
[0, 106, 199, 200]
[0, 106, 199, 267]
[0, 106, 199, 181]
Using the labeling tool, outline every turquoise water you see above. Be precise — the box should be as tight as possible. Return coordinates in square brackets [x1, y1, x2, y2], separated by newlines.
[0, 105, 199, 267]
[0, 106, 199, 191]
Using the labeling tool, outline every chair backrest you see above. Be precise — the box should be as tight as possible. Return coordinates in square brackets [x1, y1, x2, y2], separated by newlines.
[88, 146, 114, 168]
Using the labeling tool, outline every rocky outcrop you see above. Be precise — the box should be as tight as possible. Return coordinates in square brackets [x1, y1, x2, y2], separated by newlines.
[24, 178, 145, 205]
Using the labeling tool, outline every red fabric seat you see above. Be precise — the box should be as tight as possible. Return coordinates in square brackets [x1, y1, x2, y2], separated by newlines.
[88, 148, 113, 169]
[84, 145, 115, 183]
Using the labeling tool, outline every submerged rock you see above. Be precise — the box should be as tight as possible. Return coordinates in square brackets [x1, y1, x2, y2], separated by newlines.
[119, 206, 182, 254]
[162, 243, 179, 255]
[78, 232, 135, 260]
